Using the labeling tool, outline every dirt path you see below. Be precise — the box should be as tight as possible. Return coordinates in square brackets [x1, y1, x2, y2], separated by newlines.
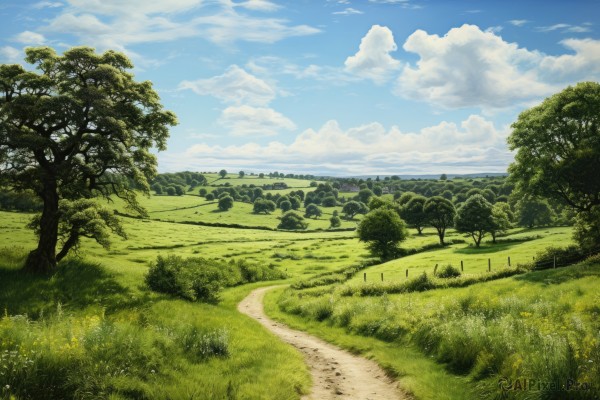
[238, 286, 406, 400]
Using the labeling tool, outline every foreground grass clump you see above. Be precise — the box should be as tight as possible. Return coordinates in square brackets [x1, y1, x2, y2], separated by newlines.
[277, 256, 600, 398]
[0, 248, 310, 399]
[146, 254, 287, 303]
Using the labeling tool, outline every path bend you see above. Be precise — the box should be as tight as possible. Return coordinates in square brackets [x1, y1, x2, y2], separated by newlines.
[237, 286, 406, 400]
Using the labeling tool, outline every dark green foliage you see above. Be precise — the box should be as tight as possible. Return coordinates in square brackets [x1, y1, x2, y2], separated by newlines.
[0, 190, 41, 211]
[205, 193, 215, 201]
[342, 200, 368, 219]
[304, 204, 322, 219]
[279, 200, 292, 212]
[219, 169, 227, 178]
[401, 195, 428, 235]
[515, 197, 553, 228]
[574, 206, 600, 252]
[278, 211, 308, 230]
[0, 46, 177, 273]
[218, 195, 234, 211]
[455, 194, 494, 247]
[436, 264, 461, 278]
[423, 196, 455, 245]
[357, 208, 408, 260]
[357, 188, 374, 204]
[175, 185, 185, 196]
[152, 183, 163, 195]
[253, 199, 276, 214]
[321, 196, 337, 207]
[145, 255, 286, 303]
[329, 215, 341, 228]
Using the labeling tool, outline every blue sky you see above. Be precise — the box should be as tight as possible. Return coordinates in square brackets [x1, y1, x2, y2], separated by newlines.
[1, 0, 599, 176]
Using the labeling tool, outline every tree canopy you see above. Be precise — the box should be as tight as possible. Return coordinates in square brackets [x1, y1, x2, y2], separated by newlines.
[423, 196, 455, 245]
[454, 194, 494, 247]
[0, 47, 177, 272]
[508, 82, 600, 213]
[357, 208, 408, 260]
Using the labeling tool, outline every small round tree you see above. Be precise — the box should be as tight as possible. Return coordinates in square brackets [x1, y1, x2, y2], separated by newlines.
[279, 200, 292, 212]
[304, 204, 322, 219]
[278, 211, 308, 230]
[454, 194, 494, 247]
[253, 199, 276, 214]
[218, 195, 234, 211]
[342, 200, 368, 219]
[219, 169, 227, 178]
[401, 195, 428, 235]
[357, 208, 408, 260]
[423, 196, 455, 245]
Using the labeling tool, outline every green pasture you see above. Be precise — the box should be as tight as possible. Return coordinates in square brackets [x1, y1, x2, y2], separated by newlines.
[347, 226, 573, 284]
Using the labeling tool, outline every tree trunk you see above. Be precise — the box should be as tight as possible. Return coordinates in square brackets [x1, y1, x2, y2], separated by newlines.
[438, 227, 445, 245]
[23, 180, 59, 274]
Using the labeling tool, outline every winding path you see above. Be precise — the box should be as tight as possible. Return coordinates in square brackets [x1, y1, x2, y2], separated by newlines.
[238, 286, 406, 400]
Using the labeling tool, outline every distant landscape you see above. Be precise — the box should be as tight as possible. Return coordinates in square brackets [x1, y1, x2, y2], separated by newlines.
[1, 4, 600, 398]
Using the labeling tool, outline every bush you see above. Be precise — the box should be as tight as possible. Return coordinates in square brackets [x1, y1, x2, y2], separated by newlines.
[205, 193, 215, 201]
[329, 215, 341, 228]
[145, 255, 287, 303]
[437, 264, 461, 278]
[218, 195, 234, 211]
[278, 211, 308, 230]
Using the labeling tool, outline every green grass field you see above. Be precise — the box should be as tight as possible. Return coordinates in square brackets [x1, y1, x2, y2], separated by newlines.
[1, 180, 597, 400]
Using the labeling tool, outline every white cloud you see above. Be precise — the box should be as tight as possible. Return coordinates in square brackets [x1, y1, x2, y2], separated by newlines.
[536, 23, 591, 33]
[179, 65, 276, 106]
[395, 24, 600, 109]
[218, 105, 296, 136]
[246, 56, 358, 85]
[32, 1, 63, 9]
[13, 31, 46, 45]
[344, 25, 401, 84]
[396, 24, 554, 109]
[39, 0, 320, 59]
[539, 38, 600, 81]
[234, 0, 280, 12]
[508, 19, 529, 27]
[161, 115, 510, 174]
[0, 46, 21, 63]
[333, 7, 364, 15]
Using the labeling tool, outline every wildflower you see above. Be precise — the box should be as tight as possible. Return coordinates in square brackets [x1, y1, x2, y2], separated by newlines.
[4, 385, 9, 390]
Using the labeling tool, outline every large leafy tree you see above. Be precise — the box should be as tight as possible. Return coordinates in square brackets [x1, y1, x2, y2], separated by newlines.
[0, 47, 177, 273]
[357, 208, 408, 261]
[423, 196, 455, 245]
[508, 82, 600, 211]
[454, 194, 494, 247]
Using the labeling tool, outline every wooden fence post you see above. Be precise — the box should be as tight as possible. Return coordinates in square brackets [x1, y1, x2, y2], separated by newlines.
[508, 256, 511, 267]
[381, 272, 384, 282]
[405, 269, 408, 278]
[488, 258, 491, 272]
[461, 260, 464, 272]
[364, 272, 366, 282]
[553, 256, 556, 268]
[434, 263, 438, 275]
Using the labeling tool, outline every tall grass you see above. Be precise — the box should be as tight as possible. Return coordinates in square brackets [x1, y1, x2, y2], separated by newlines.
[277, 256, 600, 398]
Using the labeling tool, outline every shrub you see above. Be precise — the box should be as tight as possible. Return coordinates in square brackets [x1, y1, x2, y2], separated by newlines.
[205, 193, 215, 201]
[329, 215, 341, 228]
[278, 211, 308, 230]
[437, 264, 461, 278]
[218, 195, 234, 211]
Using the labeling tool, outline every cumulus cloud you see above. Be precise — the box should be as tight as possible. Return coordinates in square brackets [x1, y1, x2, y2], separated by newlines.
[395, 24, 600, 109]
[13, 31, 46, 45]
[179, 65, 276, 106]
[344, 25, 401, 83]
[218, 105, 296, 136]
[0, 46, 21, 63]
[160, 115, 510, 174]
[396, 24, 554, 109]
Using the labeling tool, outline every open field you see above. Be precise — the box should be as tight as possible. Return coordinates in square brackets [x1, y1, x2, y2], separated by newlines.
[347, 226, 574, 284]
[0, 185, 595, 399]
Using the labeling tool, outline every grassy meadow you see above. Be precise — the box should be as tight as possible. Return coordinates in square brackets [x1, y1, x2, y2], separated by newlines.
[1, 175, 598, 399]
